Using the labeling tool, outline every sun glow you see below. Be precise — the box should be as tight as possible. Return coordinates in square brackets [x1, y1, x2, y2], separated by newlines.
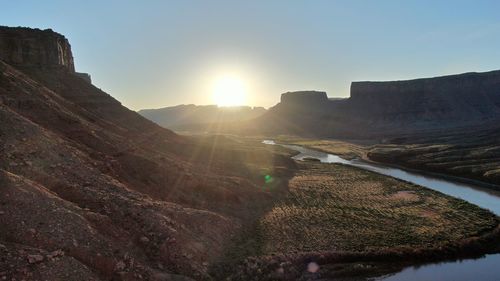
[212, 76, 247, 106]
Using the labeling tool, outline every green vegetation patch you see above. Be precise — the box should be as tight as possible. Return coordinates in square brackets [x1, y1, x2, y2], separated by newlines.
[233, 162, 498, 258]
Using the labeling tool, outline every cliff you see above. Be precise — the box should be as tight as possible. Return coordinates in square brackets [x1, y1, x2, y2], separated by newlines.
[351, 71, 500, 103]
[280, 91, 328, 105]
[350, 71, 500, 122]
[0, 26, 93, 84]
[257, 70, 500, 138]
[0, 26, 75, 72]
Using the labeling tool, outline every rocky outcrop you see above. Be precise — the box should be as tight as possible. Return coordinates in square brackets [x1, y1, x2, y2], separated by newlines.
[75, 72, 91, 83]
[0, 26, 75, 72]
[280, 91, 328, 106]
[0, 26, 92, 85]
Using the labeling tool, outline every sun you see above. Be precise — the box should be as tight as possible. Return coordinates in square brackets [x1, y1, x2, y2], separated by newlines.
[212, 76, 247, 106]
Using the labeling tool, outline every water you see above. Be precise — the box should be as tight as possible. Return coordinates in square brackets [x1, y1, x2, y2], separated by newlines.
[378, 254, 500, 281]
[263, 140, 500, 281]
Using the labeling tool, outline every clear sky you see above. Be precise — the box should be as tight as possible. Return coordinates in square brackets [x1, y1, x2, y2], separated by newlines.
[2, 0, 500, 110]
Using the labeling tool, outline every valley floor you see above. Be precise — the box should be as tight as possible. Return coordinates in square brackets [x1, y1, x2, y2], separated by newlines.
[215, 156, 500, 280]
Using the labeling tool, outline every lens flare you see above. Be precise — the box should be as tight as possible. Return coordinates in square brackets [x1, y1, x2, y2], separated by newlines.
[264, 174, 273, 183]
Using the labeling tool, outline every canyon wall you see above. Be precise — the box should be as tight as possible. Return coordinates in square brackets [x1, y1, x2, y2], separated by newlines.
[280, 91, 329, 105]
[351, 71, 500, 104]
[259, 71, 500, 138]
[0, 26, 75, 72]
[350, 71, 500, 120]
[75, 72, 92, 83]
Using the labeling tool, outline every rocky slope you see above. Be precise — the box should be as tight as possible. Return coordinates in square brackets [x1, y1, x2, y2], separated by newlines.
[254, 71, 500, 138]
[138, 104, 266, 132]
[0, 26, 293, 280]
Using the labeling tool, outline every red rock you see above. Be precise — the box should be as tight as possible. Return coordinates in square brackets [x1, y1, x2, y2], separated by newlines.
[27, 254, 44, 264]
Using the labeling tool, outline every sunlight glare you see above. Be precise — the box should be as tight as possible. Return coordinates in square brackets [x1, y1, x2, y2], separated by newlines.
[212, 76, 247, 106]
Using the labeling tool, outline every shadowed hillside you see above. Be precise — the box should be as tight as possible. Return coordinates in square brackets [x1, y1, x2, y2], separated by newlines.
[0, 26, 294, 280]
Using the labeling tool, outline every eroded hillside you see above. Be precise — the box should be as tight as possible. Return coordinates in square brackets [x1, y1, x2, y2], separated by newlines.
[0, 26, 294, 280]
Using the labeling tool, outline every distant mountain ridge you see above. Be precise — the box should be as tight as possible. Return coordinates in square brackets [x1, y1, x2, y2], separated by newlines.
[138, 104, 266, 131]
[255, 70, 500, 138]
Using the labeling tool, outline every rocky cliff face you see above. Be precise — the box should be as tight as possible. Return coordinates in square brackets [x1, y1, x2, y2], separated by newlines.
[350, 71, 500, 122]
[351, 71, 500, 103]
[273, 91, 333, 117]
[257, 71, 500, 138]
[280, 91, 328, 105]
[75, 72, 91, 83]
[0, 26, 75, 72]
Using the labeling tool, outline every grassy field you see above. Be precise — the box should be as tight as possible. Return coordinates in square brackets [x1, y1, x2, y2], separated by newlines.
[215, 160, 499, 280]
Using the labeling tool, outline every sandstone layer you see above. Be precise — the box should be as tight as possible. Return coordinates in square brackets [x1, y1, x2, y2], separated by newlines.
[255, 71, 500, 138]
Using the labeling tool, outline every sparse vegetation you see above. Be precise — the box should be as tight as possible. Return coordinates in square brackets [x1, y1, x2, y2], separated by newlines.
[215, 161, 499, 280]
[253, 162, 496, 254]
[274, 136, 369, 160]
[276, 132, 500, 190]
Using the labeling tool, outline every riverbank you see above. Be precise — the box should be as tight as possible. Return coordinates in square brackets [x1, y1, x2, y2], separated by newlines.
[273, 136, 370, 160]
[367, 149, 500, 192]
[275, 136, 500, 193]
[366, 128, 500, 188]
[214, 160, 500, 280]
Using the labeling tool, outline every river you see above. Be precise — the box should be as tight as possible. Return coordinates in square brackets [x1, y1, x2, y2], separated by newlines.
[263, 140, 500, 281]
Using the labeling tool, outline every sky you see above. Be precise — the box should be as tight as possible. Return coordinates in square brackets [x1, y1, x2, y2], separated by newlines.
[2, 0, 500, 110]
